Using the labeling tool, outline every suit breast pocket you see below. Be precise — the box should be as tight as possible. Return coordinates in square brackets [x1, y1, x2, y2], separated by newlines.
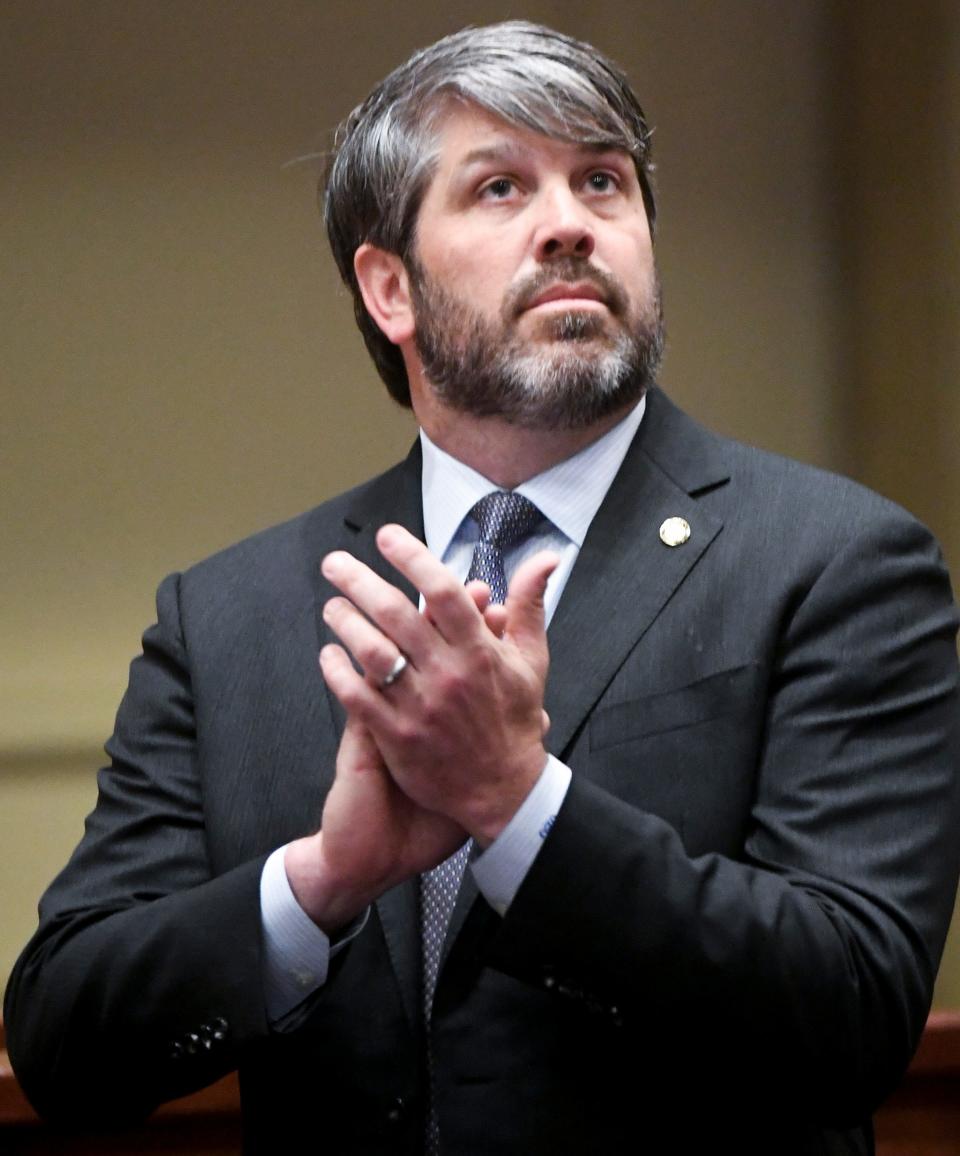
[585, 663, 768, 855]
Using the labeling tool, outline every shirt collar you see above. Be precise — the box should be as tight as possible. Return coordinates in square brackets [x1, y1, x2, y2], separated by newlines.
[420, 395, 646, 558]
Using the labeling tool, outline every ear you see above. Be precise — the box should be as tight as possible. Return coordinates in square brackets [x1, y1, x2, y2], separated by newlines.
[353, 243, 415, 345]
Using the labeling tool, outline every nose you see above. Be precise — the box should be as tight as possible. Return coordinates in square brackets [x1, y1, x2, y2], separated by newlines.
[532, 184, 596, 261]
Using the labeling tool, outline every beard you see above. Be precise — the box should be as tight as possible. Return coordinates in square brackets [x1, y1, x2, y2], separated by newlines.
[409, 255, 664, 431]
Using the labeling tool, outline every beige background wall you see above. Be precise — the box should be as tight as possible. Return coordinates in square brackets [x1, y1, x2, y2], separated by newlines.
[2, 1, 958, 1007]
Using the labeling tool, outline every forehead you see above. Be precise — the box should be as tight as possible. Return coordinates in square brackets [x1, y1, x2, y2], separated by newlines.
[432, 104, 533, 157]
[426, 102, 631, 178]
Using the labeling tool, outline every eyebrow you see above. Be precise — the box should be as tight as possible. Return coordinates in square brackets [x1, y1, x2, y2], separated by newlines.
[451, 141, 629, 179]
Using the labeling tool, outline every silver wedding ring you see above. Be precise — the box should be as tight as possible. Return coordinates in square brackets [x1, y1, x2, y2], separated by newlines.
[381, 653, 408, 688]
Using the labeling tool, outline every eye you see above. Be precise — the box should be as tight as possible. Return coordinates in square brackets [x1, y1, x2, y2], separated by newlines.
[585, 170, 619, 194]
[479, 176, 518, 201]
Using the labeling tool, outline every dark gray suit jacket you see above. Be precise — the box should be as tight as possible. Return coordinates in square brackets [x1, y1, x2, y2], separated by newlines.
[7, 388, 960, 1154]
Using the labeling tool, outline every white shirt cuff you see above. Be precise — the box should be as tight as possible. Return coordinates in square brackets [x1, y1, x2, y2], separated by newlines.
[260, 845, 368, 1023]
[471, 755, 572, 916]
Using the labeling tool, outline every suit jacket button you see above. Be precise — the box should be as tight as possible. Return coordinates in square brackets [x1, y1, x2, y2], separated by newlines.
[168, 1041, 184, 1061]
[198, 1023, 219, 1048]
[210, 1016, 229, 1039]
[386, 1096, 406, 1124]
[184, 1032, 201, 1056]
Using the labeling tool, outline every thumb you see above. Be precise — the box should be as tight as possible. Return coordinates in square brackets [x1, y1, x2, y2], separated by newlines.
[503, 550, 559, 666]
[338, 714, 386, 775]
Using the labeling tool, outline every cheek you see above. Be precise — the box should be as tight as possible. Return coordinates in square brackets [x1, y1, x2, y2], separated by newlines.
[422, 238, 486, 285]
[448, 255, 514, 313]
[612, 240, 656, 296]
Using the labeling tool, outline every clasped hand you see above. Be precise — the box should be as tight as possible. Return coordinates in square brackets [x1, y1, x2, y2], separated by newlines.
[285, 524, 558, 931]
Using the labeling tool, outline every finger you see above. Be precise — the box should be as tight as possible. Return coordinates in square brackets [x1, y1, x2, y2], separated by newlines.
[464, 579, 493, 616]
[323, 595, 409, 685]
[503, 550, 559, 670]
[376, 524, 485, 643]
[429, 579, 491, 629]
[321, 549, 434, 666]
[319, 643, 395, 729]
[481, 603, 507, 639]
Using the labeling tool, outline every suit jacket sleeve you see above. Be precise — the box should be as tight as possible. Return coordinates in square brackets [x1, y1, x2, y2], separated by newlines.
[3, 461, 418, 1134]
[4, 572, 273, 1125]
[484, 496, 960, 1123]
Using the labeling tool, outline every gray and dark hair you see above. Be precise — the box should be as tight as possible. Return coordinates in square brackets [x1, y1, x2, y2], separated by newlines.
[323, 21, 656, 406]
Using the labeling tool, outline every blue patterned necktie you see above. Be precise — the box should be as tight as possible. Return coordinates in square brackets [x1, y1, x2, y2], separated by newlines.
[421, 490, 543, 1153]
[463, 490, 545, 604]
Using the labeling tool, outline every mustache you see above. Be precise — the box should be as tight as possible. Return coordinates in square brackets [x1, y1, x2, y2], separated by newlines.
[505, 258, 630, 319]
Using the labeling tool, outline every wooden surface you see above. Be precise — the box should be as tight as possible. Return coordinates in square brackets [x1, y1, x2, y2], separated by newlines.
[3, 1012, 959, 1153]
[874, 1011, 960, 1156]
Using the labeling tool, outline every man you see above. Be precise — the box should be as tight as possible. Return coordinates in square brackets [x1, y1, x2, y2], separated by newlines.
[6, 21, 960, 1156]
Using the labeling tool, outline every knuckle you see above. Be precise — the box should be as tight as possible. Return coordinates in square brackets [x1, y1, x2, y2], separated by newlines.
[354, 637, 381, 669]
[424, 581, 461, 613]
[336, 682, 366, 713]
[433, 667, 465, 699]
[421, 698, 445, 728]
[375, 590, 412, 633]
[393, 718, 420, 748]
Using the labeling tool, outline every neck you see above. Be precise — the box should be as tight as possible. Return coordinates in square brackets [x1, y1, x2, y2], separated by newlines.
[414, 401, 634, 489]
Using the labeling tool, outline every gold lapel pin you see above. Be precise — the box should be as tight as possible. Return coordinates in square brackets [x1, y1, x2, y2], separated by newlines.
[659, 517, 691, 547]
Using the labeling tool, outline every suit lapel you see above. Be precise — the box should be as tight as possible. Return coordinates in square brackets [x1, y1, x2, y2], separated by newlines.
[309, 443, 425, 660]
[445, 389, 730, 968]
[545, 392, 728, 758]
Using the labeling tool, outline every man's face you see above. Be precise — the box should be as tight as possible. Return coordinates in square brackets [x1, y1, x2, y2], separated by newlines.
[406, 104, 663, 430]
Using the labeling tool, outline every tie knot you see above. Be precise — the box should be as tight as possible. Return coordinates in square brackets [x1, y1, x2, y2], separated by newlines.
[469, 491, 542, 550]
